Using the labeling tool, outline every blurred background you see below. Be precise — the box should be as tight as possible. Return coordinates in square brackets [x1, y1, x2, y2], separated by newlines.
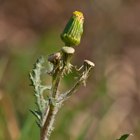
[0, 0, 140, 140]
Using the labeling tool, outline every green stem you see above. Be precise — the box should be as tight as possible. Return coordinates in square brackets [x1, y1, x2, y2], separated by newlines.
[59, 78, 83, 102]
[66, 81, 82, 98]
[51, 66, 65, 98]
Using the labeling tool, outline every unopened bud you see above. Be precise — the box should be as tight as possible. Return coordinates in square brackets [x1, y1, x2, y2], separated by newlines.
[60, 11, 84, 47]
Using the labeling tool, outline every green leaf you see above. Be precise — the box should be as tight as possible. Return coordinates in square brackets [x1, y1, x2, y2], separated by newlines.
[29, 55, 53, 126]
[117, 134, 133, 140]
[40, 85, 52, 94]
[29, 109, 41, 120]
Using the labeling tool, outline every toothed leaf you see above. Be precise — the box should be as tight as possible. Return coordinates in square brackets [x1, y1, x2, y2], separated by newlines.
[29, 55, 53, 126]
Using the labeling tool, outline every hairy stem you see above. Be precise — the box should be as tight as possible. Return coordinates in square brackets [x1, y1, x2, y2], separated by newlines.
[40, 106, 56, 140]
[40, 66, 65, 140]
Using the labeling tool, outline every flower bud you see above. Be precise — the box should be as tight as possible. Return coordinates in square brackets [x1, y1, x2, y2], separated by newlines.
[60, 11, 84, 47]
